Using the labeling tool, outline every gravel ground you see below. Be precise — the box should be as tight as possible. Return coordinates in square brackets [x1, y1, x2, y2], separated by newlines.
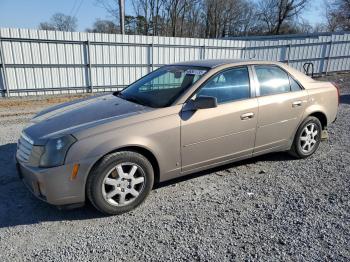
[0, 74, 349, 261]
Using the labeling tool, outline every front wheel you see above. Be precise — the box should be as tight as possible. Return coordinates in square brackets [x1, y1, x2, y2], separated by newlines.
[87, 151, 154, 215]
[289, 116, 322, 158]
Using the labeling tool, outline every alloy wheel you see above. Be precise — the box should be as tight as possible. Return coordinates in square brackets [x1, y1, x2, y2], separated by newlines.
[102, 162, 146, 206]
[299, 123, 319, 154]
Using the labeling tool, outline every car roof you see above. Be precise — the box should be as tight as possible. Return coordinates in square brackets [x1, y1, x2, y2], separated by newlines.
[171, 59, 276, 68]
[171, 59, 316, 85]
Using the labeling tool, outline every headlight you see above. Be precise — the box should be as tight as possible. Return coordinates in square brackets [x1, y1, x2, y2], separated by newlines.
[39, 135, 76, 167]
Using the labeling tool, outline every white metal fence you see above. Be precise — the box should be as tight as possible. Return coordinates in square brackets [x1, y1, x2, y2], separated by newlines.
[0, 28, 350, 97]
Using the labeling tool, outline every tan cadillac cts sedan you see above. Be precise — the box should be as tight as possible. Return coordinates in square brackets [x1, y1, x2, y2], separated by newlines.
[16, 59, 339, 215]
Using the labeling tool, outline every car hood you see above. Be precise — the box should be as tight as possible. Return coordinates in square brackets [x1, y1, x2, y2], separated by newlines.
[24, 94, 152, 145]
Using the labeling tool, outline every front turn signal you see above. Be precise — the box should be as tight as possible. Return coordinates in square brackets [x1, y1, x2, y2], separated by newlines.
[70, 164, 80, 180]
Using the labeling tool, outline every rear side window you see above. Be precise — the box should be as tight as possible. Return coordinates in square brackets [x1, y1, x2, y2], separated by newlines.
[197, 67, 250, 104]
[289, 76, 302, 91]
[255, 65, 291, 96]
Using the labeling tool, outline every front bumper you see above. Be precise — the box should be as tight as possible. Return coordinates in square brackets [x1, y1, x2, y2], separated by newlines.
[16, 157, 96, 206]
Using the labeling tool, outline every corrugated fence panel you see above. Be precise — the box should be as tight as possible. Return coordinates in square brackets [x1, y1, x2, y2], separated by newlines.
[0, 28, 350, 96]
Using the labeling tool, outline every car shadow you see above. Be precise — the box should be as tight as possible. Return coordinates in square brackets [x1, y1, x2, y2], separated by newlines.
[0, 142, 295, 228]
[156, 152, 296, 189]
[340, 94, 350, 104]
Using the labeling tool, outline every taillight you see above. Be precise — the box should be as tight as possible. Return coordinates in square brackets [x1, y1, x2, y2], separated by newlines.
[331, 82, 340, 106]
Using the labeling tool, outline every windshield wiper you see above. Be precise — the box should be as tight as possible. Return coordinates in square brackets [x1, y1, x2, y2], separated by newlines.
[116, 92, 147, 106]
[113, 92, 122, 98]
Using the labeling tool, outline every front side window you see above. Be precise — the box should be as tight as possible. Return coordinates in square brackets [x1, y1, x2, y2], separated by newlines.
[118, 66, 208, 108]
[255, 65, 291, 96]
[196, 67, 250, 104]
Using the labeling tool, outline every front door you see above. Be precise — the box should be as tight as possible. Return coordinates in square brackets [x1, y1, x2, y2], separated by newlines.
[180, 66, 258, 172]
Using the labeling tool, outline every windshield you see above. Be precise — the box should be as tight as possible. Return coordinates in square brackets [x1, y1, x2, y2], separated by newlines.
[117, 66, 209, 108]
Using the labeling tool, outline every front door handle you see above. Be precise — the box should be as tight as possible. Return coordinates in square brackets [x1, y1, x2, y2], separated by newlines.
[292, 101, 302, 107]
[240, 112, 254, 120]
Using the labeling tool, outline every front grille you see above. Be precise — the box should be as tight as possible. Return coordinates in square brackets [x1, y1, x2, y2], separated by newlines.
[17, 132, 34, 163]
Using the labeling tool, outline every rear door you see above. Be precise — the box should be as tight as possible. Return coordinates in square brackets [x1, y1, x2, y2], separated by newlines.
[180, 66, 258, 172]
[252, 65, 308, 155]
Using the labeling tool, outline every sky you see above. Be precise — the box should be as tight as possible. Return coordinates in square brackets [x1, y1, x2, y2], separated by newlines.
[0, 0, 326, 32]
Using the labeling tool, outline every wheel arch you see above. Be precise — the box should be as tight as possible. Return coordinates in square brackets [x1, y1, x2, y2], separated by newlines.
[87, 145, 160, 186]
[289, 109, 327, 150]
[306, 111, 328, 130]
[289, 110, 325, 158]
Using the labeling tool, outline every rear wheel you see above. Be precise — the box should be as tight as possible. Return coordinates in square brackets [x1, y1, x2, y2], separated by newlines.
[290, 116, 322, 158]
[87, 151, 154, 215]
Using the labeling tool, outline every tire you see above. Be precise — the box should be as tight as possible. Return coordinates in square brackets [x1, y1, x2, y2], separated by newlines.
[87, 151, 154, 215]
[289, 116, 322, 159]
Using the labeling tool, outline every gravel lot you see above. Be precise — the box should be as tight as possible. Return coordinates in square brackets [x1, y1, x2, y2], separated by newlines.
[0, 75, 349, 261]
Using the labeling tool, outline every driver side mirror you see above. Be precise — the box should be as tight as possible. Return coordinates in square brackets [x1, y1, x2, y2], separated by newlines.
[186, 95, 218, 111]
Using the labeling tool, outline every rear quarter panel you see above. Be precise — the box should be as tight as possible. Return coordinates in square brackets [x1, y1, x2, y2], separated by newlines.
[304, 81, 338, 125]
[279, 63, 338, 125]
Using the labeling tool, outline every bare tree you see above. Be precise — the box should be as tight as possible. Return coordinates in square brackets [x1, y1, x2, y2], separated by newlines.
[182, 0, 203, 37]
[90, 0, 315, 37]
[96, 0, 127, 33]
[258, 0, 310, 35]
[132, 0, 151, 35]
[38, 22, 56, 31]
[296, 18, 313, 33]
[39, 13, 78, 32]
[201, 0, 258, 38]
[203, 0, 224, 38]
[163, 0, 189, 37]
[223, 0, 259, 37]
[86, 19, 119, 33]
[312, 22, 327, 33]
[96, 0, 120, 21]
[325, 0, 350, 31]
[238, 2, 259, 36]
[130, 0, 201, 37]
[148, 0, 164, 35]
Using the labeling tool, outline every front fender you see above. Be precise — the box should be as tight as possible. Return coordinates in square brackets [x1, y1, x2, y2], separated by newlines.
[68, 134, 160, 164]
[65, 112, 181, 183]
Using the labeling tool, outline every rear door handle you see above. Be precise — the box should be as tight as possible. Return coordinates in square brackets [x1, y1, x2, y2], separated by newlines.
[240, 112, 254, 120]
[292, 101, 302, 107]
